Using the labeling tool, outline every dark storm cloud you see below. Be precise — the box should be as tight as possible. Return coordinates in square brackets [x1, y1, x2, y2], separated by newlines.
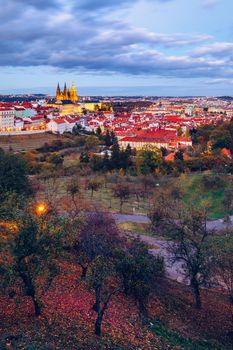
[0, 0, 231, 80]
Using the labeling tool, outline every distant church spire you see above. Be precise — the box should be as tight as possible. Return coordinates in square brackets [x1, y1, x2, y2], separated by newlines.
[56, 83, 62, 101]
[56, 82, 79, 102]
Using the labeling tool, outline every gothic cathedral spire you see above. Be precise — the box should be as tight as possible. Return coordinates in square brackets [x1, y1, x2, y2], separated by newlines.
[56, 82, 78, 102]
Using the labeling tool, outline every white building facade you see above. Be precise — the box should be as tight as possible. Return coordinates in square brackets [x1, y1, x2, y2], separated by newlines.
[0, 107, 15, 131]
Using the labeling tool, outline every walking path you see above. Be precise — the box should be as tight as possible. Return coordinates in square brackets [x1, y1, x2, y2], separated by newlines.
[113, 213, 233, 231]
[113, 213, 233, 283]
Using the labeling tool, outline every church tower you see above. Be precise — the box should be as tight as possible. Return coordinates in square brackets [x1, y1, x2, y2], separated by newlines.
[70, 81, 79, 102]
[56, 83, 62, 101]
[63, 83, 69, 100]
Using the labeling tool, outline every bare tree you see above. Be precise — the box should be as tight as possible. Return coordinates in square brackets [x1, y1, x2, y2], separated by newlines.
[150, 188, 213, 309]
[112, 182, 130, 212]
[211, 234, 233, 305]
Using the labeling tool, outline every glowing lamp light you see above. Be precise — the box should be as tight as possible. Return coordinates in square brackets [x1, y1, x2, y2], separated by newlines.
[36, 203, 47, 216]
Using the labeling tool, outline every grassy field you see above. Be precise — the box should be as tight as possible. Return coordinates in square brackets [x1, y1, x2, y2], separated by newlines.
[181, 173, 232, 219]
[39, 172, 233, 219]
[0, 133, 63, 152]
[39, 176, 152, 215]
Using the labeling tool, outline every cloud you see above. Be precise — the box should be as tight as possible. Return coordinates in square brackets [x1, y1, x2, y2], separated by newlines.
[75, 0, 173, 11]
[192, 42, 233, 57]
[202, 0, 220, 8]
[0, 0, 231, 82]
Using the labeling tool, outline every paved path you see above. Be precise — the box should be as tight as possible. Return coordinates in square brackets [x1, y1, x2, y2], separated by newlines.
[114, 213, 233, 283]
[113, 213, 150, 224]
[113, 213, 233, 231]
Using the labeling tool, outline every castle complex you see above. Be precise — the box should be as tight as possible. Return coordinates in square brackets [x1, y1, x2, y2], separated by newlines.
[56, 82, 79, 102]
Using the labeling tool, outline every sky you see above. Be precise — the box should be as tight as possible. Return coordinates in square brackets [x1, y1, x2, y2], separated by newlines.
[0, 0, 233, 96]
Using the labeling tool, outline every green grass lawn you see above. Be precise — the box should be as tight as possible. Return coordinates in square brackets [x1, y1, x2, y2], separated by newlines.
[181, 173, 232, 219]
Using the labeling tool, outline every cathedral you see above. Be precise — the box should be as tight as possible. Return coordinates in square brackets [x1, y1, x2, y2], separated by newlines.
[56, 82, 79, 102]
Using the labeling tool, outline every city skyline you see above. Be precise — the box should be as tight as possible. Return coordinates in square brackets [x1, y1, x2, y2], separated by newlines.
[0, 0, 233, 95]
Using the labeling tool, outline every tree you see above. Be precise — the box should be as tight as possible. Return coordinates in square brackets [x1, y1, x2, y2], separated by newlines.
[0, 212, 61, 317]
[150, 191, 213, 309]
[0, 150, 32, 199]
[125, 143, 132, 156]
[116, 239, 164, 323]
[137, 149, 162, 174]
[89, 155, 103, 172]
[211, 234, 233, 305]
[211, 128, 232, 151]
[110, 130, 117, 146]
[104, 130, 112, 147]
[72, 212, 122, 279]
[110, 138, 121, 169]
[120, 148, 132, 169]
[48, 154, 64, 168]
[112, 182, 130, 212]
[160, 147, 168, 157]
[89, 256, 120, 336]
[222, 187, 233, 216]
[86, 178, 102, 197]
[79, 152, 90, 163]
[174, 149, 184, 161]
[66, 177, 80, 215]
[96, 126, 102, 137]
[102, 152, 111, 172]
[84, 136, 99, 152]
[169, 209, 212, 309]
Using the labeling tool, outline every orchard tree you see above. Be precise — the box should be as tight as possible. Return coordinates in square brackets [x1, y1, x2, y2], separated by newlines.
[72, 212, 122, 279]
[117, 238, 164, 323]
[150, 190, 213, 309]
[0, 211, 62, 316]
[89, 256, 121, 336]
[66, 177, 80, 215]
[86, 178, 102, 197]
[211, 234, 233, 305]
[112, 182, 130, 212]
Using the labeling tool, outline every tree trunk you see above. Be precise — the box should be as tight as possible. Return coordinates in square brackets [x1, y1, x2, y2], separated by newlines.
[120, 199, 123, 213]
[81, 266, 88, 280]
[191, 277, 201, 309]
[93, 287, 101, 312]
[19, 268, 41, 317]
[32, 297, 41, 317]
[138, 299, 148, 325]
[95, 311, 103, 336]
